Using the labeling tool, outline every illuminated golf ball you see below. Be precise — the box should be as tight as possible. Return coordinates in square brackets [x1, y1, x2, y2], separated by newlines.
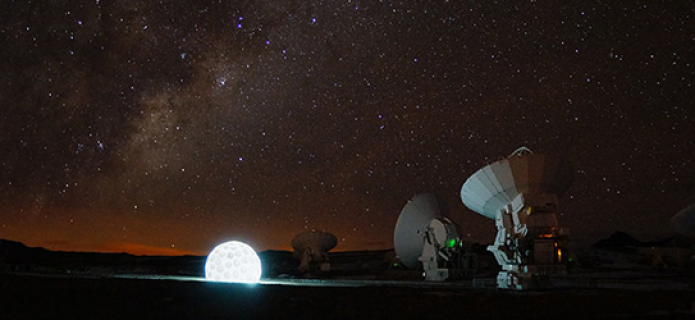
[205, 241, 262, 283]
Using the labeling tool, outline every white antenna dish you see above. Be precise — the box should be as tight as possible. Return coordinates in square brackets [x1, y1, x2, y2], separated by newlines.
[291, 230, 337, 273]
[393, 193, 476, 281]
[671, 204, 695, 237]
[461, 148, 574, 219]
[393, 193, 443, 269]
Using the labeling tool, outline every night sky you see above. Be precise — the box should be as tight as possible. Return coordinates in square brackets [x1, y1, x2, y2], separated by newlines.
[1, 1, 693, 256]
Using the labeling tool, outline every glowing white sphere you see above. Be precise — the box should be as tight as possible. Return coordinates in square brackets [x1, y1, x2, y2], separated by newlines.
[205, 241, 262, 284]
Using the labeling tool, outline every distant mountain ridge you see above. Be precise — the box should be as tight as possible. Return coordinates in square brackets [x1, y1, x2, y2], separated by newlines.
[0, 238, 207, 276]
[0, 239, 53, 262]
[0, 238, 141, 261]
[0, 239, 387, 278]
[592, 231, 691, 248]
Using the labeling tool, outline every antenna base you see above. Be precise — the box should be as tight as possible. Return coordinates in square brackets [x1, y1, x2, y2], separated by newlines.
[487, 193, 570, 290]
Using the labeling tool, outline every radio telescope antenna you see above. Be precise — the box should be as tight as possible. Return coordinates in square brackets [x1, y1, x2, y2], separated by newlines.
[461, 148, 573, 289]
[394, 193, 442, 269]
[291, 230, 337, 274]
[394, 193, 477, 281]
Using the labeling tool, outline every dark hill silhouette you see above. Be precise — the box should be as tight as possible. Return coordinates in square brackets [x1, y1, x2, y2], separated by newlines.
[592, 231, 645, 248]
[0, 238, 206, 275]
[592, 231, 690, 248]
[0, 239, 397, 278]
[0, 239, 53, 263]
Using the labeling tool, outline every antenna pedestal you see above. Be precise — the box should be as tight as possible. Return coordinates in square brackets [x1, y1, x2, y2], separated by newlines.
[418, 218, 457, 281]
[487, 193, 568, 289]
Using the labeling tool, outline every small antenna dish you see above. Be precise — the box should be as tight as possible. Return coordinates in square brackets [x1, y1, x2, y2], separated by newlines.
[291, 230, 337, 274]
[671, 204, 695, 237]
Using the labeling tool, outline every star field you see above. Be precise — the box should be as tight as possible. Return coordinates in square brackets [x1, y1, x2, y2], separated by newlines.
[1, 0, 694, 255]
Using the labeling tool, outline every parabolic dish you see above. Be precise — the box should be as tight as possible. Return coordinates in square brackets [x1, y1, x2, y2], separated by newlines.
[670, 204, 695, 237]
[394, 193, 443, 269]
[205, 241, 262, 284]
[291, 230, 338, 253]
[461, 148, 574, 219]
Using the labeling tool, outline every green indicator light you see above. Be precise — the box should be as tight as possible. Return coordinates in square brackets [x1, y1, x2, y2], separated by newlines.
[447, 239, 456, 248]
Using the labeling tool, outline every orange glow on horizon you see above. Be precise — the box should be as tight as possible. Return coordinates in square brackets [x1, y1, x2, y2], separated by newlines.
[88, 242, 202, 256]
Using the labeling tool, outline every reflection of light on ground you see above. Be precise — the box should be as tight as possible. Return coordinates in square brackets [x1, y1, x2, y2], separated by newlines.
[102, 274, 695, 291]
[112, 274, 472, 288]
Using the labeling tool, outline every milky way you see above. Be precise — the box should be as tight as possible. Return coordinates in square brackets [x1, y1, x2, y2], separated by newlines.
[1, 1, 693, 255]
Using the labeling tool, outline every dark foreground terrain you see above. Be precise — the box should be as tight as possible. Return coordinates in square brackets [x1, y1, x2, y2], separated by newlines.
[1, 273, 694, 320]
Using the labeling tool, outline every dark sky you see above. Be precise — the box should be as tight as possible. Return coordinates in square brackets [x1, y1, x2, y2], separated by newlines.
[1, 0, 693, 255]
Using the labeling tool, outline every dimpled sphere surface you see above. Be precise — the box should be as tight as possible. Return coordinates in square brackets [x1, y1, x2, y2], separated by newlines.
[205, 241, 262, 283]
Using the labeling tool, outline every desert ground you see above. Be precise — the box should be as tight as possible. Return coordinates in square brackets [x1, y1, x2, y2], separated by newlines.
[2, 273, 695, 319]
